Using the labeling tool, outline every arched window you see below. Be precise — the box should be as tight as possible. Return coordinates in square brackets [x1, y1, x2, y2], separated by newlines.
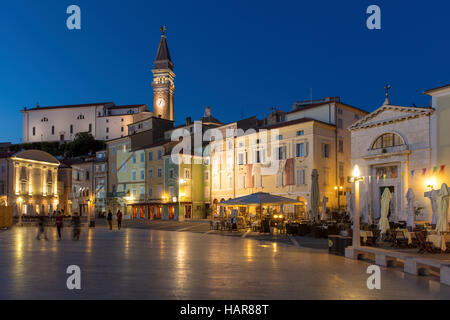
[77, 114, 85, 120]
[372, 133, 404, 150]
[41, 117, 48, 122]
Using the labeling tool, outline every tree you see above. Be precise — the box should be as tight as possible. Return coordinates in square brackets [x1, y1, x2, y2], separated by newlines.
[65, 132, 106, 157]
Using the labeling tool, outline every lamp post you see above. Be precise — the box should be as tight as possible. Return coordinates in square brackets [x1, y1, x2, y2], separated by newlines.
[334, 185, 344, 212]
[348, 165, 364, 248]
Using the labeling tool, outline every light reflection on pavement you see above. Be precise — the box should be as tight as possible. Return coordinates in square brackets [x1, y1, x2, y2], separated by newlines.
[0, 227, 449, 299]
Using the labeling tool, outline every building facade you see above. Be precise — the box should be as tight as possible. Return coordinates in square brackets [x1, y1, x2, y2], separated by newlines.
[0, 150, 60, 216]
[65, 158, 95, 217]
[21, 102, 150, 143]
[349, 99, 434, 223]
[425, 84, 450, 186]
[93, 150, 108, 215]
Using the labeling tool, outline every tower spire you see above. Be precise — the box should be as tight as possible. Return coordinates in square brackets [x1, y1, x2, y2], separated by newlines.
[154, 26, 173, 70]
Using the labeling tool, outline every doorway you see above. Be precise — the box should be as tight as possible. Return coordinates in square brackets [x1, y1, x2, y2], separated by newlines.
[184, 205, 192, 219]
[148, 205, 154, 220]
[156, 206, 162, 219]
[169, 206, 175, 220]
[379, 186, 395, 219]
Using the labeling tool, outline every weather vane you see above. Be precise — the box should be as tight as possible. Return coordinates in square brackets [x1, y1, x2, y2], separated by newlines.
[160, 26, 166, 36]
[384, 83, 391, 105]
[384, 83, 391, 98]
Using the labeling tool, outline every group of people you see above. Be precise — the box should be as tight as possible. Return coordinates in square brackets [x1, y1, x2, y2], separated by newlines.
[107, 210, 123, 230]
[35, 209, 124, 241]
[36, 211, 81, 241]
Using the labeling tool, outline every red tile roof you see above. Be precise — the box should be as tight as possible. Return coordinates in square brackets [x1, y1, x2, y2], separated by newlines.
[23, 102, 114, 111]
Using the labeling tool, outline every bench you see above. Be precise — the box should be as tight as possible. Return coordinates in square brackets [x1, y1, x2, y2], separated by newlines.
[345, 246, 450, 286]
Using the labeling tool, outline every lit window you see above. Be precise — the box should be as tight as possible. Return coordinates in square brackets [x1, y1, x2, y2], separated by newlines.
[296, 143, 304, 157]
[323, 144, 330, 158]
[338, 140, 344, 153]
[372, 133, 404, 149]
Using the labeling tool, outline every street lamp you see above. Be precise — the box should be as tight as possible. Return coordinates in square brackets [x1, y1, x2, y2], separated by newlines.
[348, 165, 364, 248]
[17, 196, 23, 226]
[87, 198, 91, 226]
[334, 185, 344, 212]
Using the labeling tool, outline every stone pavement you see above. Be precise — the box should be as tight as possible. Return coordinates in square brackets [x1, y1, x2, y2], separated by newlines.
[99, 219, 329, 250]
[1, 226, 450, 299]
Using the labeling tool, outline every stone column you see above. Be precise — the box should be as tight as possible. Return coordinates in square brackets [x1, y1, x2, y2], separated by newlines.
[14, 162, 20, 195]
[42, 167, 47, 196]
[28, 165, 33, 196]
[53, 168, 58, 196]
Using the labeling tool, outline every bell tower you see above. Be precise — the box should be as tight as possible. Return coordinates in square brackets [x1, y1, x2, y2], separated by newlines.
[152, 26, 175, 121]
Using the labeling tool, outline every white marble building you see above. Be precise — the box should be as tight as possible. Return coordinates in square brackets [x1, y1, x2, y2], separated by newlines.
[21, 102, 151, 143]
[349, 100, 434, 223]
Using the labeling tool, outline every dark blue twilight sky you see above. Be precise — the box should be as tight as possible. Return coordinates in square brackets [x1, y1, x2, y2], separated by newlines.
[0, 0, 449, 143]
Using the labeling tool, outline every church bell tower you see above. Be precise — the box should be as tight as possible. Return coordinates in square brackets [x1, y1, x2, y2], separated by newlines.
[152, 26, 175, 121]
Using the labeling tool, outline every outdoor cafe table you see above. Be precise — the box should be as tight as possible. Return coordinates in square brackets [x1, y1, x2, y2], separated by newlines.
[403, 231, 416, 245]
[427, 234, 450, 252]
[360, 230, 373, 243]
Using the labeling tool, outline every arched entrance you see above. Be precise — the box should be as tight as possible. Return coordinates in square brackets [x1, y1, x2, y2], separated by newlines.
[295, 196, 307, 219]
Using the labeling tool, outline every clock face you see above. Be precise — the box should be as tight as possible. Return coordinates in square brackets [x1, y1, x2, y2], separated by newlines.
[157, 98, 165, 107]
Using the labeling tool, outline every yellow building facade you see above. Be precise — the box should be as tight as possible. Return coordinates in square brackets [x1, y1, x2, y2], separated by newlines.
[210, 118, 353, 217]
[0, 150, 60, 216]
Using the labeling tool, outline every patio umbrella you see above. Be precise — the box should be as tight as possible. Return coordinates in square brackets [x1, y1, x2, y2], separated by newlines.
[406, 188, 415, 228]
[379, 187, 391, 234]
[321, 196, 328, 221]
[436, 183, 449, 234]
[362, 193, 371, 225]
[311, 169, 320, 223]
[346, 191, 353, 222]
[219, 192, 301, 206]
[428, 189, 438, 225]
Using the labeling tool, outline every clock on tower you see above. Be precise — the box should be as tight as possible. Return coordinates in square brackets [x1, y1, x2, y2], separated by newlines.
[152, 27, 175, 121]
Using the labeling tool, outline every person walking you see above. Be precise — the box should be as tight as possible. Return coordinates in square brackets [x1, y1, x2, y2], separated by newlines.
[55, 211, 63, 240]
[36, 215, 48, 240]
[117, 210, 123, 230]
[72, 212, 81, 241]
[107, 210, 113, 230]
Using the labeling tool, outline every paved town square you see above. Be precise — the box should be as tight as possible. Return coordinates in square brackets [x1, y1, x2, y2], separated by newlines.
[1, 1, 450, 302]
[1, 226, 450, 300]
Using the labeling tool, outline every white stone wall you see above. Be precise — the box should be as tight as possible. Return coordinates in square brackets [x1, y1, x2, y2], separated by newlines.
[351, 112, 432, 222]
[21, 105, 144, 143]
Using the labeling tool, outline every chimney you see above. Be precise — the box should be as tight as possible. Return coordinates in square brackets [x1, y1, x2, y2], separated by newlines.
[186, 117, 192, 125]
